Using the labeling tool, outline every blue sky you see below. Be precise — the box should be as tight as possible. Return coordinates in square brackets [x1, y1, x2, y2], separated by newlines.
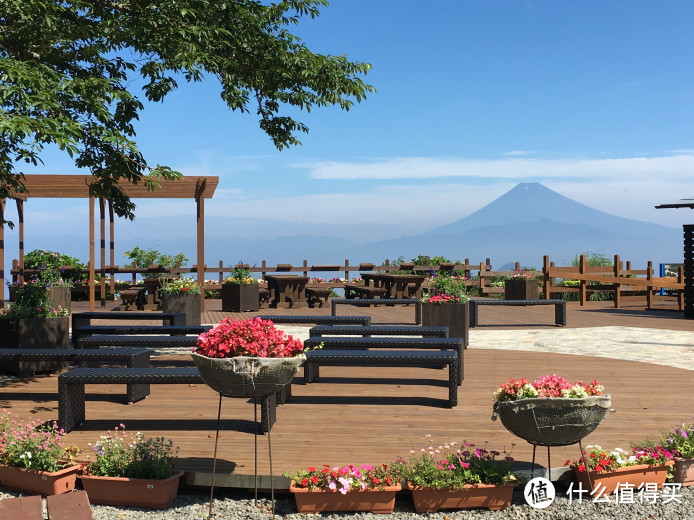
[6, 0, 694, 257]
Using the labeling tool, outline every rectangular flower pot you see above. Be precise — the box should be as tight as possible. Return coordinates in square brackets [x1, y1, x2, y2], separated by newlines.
[504, 279, 539, 300]
[0, 316, 70, 375]
[79, 471, 184, 509]
[0, 464, 80, 496]
[575, 462, 673, 494]
[421, 302, 469, 347]
[289, 481, 401, 514]
[161, 293, 201, 325]
[221, 283, 260, 312]
[408, 482, 515, 512]
[673, 458, 694, 487]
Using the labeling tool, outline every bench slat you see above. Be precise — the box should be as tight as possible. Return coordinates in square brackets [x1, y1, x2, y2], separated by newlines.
[309, 325, 448, 337]
[257, 315, 371, 326]
[469, 299, 566, 327]
[331, 298, 422, 324]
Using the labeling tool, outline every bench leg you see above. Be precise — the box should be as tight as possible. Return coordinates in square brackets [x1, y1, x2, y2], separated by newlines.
[259, 393, 276, 433]
[303, 362, 319, 383]
[59, 379, 85, 433]
[469, 301, 479, 327]
[127, 383, 151, 404]
[555, 301, 566, 326]
[415, 301, 422, 325]
[448, 364, 458, 408]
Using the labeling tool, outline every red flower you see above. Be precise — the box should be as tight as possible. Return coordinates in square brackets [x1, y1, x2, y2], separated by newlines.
[301, 478, 308, 486]
[310, 476, 318, 484]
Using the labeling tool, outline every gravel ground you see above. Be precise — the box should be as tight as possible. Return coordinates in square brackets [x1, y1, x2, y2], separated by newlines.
[1, 483, 692, 520]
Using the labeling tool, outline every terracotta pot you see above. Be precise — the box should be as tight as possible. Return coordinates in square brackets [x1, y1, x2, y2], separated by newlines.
[0, 463, 80, 496]
[574, 462, 674, 494]
[673, 457, 694, 486]
[79, 471, 184, 509]
[407, 482, 515, 512]
[289, 480, 401, 514]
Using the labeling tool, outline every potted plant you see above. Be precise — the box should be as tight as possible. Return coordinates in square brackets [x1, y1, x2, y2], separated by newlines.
[0, 410, 81, 496]
[284, 463, 400, 514]
[159, 276, 201, 325]
[391, 437, 518, 512]
[565, 442, 675, 494]
[221, 264, 260, 312]
[661, 421, 694, 486]
[491, 375, 611, 446]
[421, 273, 470, 346]
[504, 269, 539, 300]
[191, 317, 305, 398]
[79, 423, 183, 509]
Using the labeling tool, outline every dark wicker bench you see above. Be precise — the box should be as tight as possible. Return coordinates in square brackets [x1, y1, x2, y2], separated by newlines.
[256, 315, 371, 326]
[469, 299, 567, 327]
[58, 367, 284, 434]
[305, 287, 332, 308]
[72, 311, 186, 330]
[72, 324, 211, 345]
[331, 298, 423, 324]
[75, 335, 200, 349]
[309, 325, 448, 338]
[303, 350, 459, 407]
[0, 348, 150, 398]
[343, 284, 388, 299]
[303, 336, 464, 386]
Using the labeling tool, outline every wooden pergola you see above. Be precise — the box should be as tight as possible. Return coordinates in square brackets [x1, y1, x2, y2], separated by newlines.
[655, 198, 693, 318]
[0, 174, 219, 311]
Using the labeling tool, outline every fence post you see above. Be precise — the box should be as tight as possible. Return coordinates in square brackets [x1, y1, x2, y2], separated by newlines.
[579, 255, 587, 306]
[542, 255, 550, 299]
[344, 259, 349, 281]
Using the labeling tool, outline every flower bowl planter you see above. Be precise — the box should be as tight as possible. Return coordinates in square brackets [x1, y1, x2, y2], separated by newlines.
[0, 464, 81, 496]
[673, 457, 694, 487]
[493, 396, 612, 446]
[289, 480, 401, 514]
[191, 353, 304, 398]
[421, 301, 469, 347]
[504, 279, 539, 300]
[161, 293, 201, 325]
[79, 471, 184, 509]
[575, 462, 673, 494]
[407, 482, 515, 512]
[221, 283, 259, 312]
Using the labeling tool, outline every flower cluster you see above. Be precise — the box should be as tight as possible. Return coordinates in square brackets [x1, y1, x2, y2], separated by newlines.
[2, 279, 69, 320]
[510, 270, 537, 280]
[329, 277, 346, 283]
[662, 421, 694, 459]
[194, 317, 305, 358]
[159, 276, 201, 294]
[85, 424, 178, 480]
[308, 277, 325, 284]
[493, 375, 604, 401]
[223, 265, 258, 284]
[391, 437, 516, 489]
[565, 443, 675, 474]
[0, 410, 78, 472]
[425, 294, 463, 304]
[285, 464, 396, 493]
[422, 273, 469, 304]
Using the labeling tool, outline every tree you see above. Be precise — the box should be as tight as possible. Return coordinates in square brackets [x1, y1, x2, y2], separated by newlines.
[0, 0, 374, 224]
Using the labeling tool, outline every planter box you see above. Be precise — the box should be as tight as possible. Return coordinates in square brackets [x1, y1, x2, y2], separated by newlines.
[9, 286, 71, 314]
[575, 462, 673, 494]
[79, 471, 184, 509]
[289, 481, 400, 514]
[421, 302, 469, 347]
[161, 293, 201, 325]
[504, 279, 539, 300]
[0, 316, 70, 375]
[0, 464, 80, 496]
[673, 457, 694, 487]
[221, 283, 259, 312]
[408, 482, 515, 512]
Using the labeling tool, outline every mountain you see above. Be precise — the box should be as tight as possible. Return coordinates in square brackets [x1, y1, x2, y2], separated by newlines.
[346, 183, 683, 269]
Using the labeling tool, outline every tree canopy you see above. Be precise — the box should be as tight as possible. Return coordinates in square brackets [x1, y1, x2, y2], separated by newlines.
[0, 0, 374, 222]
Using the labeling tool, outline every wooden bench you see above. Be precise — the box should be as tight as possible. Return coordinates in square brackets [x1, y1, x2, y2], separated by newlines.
[72, 324, 211, 345]
[343, 284, 388, 299]
[469, 299, 567, 327]
[75, 334, 200, 349]
[259, 288, 271, 309]
[58, 367, 285, 434]
[0, 348, 150, 400]
[72, 311, 186, 330]
[309, 325, 448, 338]
[303, 349, 459, 407]
[303, 336, 464, 386]
[331, 298, 422, 324]
[256, 315, 371, 326]
[119, 286, 147, 310]
[305, 287, 332, 308]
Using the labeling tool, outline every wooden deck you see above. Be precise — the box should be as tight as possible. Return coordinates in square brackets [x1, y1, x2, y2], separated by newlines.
[2, 297, 693, 490]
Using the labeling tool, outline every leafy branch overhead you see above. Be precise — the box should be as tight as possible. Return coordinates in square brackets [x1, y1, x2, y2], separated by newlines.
[0, 0, 374, 220]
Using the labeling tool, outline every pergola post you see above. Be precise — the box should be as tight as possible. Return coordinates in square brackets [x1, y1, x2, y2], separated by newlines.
[196, 179, 207, 313]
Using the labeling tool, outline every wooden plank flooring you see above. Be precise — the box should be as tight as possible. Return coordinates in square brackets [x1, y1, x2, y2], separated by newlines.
[1, 297, 693, 490]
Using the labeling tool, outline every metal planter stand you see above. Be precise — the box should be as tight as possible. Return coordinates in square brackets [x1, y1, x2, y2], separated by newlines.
[492, 396, 614, 486]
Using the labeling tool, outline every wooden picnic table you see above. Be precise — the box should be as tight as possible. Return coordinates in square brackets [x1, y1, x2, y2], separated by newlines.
[360, 273, 426, 299]
[264, 274, 310, 309]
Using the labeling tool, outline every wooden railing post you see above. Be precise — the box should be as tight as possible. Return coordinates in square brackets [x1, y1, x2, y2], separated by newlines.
[543, 255, 550, 299]
[579, 254, 587, 306]
[344, 259, 349, 281]
[614, 254, 621, 309]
